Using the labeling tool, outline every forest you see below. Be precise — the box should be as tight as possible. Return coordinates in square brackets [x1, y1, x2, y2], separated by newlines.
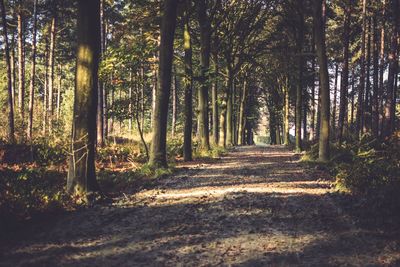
[0, 0, 399, 266]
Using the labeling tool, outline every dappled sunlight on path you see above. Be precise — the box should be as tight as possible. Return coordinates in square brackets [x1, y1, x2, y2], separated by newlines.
[1, 146, 399, 266]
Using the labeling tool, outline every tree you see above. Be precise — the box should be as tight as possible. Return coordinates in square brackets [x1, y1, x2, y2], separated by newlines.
[183, 0, 193, 162]
[27, 0, 38, 142]
[149, 0, 178, 168]
[313, 0, 330, 161]
[67, 0, 101, 198]
[338, 0, 352, 143]
[0, 0, 15, 143]
[197, 0, 211, 151]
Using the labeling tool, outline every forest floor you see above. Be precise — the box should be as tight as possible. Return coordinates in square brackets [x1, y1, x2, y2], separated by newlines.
[1, 145, 399, 266]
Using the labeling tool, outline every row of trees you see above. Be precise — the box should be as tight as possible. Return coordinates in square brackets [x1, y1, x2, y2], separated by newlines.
[0, 0, 398, 197]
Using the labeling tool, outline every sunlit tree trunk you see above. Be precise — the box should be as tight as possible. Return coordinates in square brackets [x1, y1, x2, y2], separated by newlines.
[27, 0, 38, 142]
[183, 2, 193, 161]
[283, 76, 290, 145]
[313, 0, 330, 161]
[226, 67, 234, 146]
[295, 1, 304, 152]
[338, 0, 351, 143]
[17, 10, 25, 125]
[0, 0, 15, 143]
[149, 0, 178, 168]
[48, 11, 57, 132]
[356, 0, 367, 137]
[67, 0, 101, 198]
[379, 1, 386, 136]
[197, 0, 211, 150]
[364, 17, 372, 132]
[331, 64, 338, 138]
[212, 49, 219, 145]
[97, 0, 105, 146]
[10, 32, 15, 109]
[372, 14, 380, 138]
[238, 79, 247, 145]
[383, 0, 399, 138]
[171, 70, 177, 137]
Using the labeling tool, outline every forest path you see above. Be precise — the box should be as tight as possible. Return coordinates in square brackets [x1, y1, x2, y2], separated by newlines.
[1, 145, 399, 266]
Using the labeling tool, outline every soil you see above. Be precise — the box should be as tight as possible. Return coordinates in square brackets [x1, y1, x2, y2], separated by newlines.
[1, 145, 399, 266]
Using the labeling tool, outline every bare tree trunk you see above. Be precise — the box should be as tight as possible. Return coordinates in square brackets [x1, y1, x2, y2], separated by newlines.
[365, 17, 372, 132]
[383, 0, 399, 138]
[48, 13, 57, 133]
[372, 14, 380, 138]
[338, 0, 351, 143]
[212, 50, 219, 145]
[225, 68, 234, 146]
[197, 0, 211, 150]
[67, 0, 100, 198]
[284, 76, 290, 145]
[356, 0, 367, 137]
[238, 79, 247, 145]
[97, 0, 105, 146]
[183, 1, 193, 161]
[331, 63, 338, 138]
[295, 1, 304, 152]
[379, 0, 386, 137]
[42, 37, 49, 135]
[27, 0, 38, 142]
[149, 0, 178, 168]
[10, 32, 15, 108]
[0, 0, 15, 143]
[17, 11, 25, 124]
[171, 70, 177, 137]
[56, 64, 62, 120]
[313, 0, 330, 161]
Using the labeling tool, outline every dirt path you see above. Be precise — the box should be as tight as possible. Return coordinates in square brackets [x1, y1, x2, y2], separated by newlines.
[1, 146, 399, 266]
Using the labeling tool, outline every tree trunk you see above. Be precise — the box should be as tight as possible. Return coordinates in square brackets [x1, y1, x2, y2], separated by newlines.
[283, 76, 290, 145]
[183, 2, 193, 161]
[48, 13, 57, 132]
[17, 11, 25, 124]
[356, 0, 367, 137]
[295, 2, 304, 152]
[27, 0, 38, 142]
[331, 63, 338, 138]
[212, 50, 219, 145]
[372, 14, 380, 138]
[171, 70, 177, 137]
[313, 0, 330, 161]
[364, 17, 372, 132]
[379, 1, 386, 137]
[226, 68, 234, 146]
[338, 0, 351, 143]
[238, 79, 247, 145]
[97, 0, 105, 146]
[67, 0, 101, 198]
[149, 0, 178, 168]
[56, 64, 62, 120]
[0, 0, 15, 143]
[383, 0, 399, 138]
[197, 0, 211, 150]
[10, 32, 15, 108]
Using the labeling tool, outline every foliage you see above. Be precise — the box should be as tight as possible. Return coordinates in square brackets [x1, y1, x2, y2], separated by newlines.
[0, 166, 71, 230]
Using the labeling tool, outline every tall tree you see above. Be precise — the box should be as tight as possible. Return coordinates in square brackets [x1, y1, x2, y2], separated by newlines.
[48, 2, 57, 132]
[197, 0, 211, 150]
[149, 0, 178, 168]
[313, 0, 330, 161]
[183, 0, 193, 161]
[338, 0, 352, 143]
[383, 0, 399, 137]
[0, 0, 15, 143]
[17, 5, 25, 123]
[67, 0, 101, 198]
[27, 0, 38, 142]
[295, 0, 304, 152]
